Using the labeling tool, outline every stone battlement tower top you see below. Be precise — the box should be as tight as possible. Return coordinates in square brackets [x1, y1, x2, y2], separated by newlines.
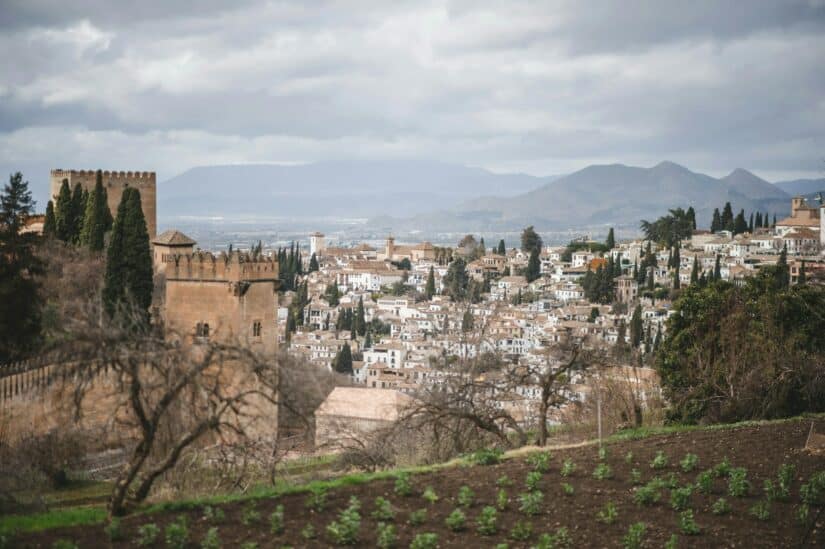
[49, 169, 157, 238]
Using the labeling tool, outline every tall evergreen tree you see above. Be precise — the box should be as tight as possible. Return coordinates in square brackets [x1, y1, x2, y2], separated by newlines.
[713, 254, 721, 281]
[748, 212, 754, 233]
[43, 200, 56, 237]
[690, 255, 699, 285]
[646, 265, 654, 291]
[755, 211, 763, 229]
[364, 326, 373, 348]
[497, 239, 506, 255]
[520, 225, 542, 253]
[798, 260, 807, 285]
[710, 208, 722, 233]
[629, 304, 643, 348]
[525, 247, 541, 282]
[70, 183, 86, 243]
[776, 243, 789, 289]
[605, 227, 615, 249]
[632, 260, 638, 281]
[461, 309, 474, 332]
[671, 242, 681, 289]
[733, 209, 748, 235]
[80, 172, 110, 251]
[443, 257, 470, 301]
[721, 202, 734, 232]
[356, 296, 366, 336]
[772, 214, 777, 228]
[334, 343, 353, 374]
[686, 206, 697, 230]
[102, 188, 153, 321]
[425, 266, 436, 299]
[308, 252, 319, 272]
[55, 179, 73, 242]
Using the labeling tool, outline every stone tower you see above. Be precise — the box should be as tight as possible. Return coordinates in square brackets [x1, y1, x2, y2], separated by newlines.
[49, 169, 157, 238]
[310, 232, 326, 256]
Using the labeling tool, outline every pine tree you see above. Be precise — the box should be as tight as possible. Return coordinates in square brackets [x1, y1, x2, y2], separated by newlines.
[733, 209, 747, 235]
[772, 214, 777, 228]
[364, 327, 373, 348]
[70, 183, 86, 243]
[497, 239, 506, 255]
[334, 343, 353, 374]
[653, 326, 662, 351]
[710, 208, 721, 233]
[308, 252, 319, 272]
[630, 304, 643, 348]
[721, 202, 734, 232]
[798, 260, 807, 285]
[686, 206, 697, 230]
[525, 247, 541, 282]
[324, 282, 340, 306]
[646, 265, 654, 290]
[713, 254, 721, 281]
[690, 255, 699, 284]
[102, 188, 153, 321]
[80, 172, 109, 251]
[748, 212, 754, 233]
[425, 266, 436, 299]
[605, 227, 615, 249]
[55, 179, 73, 242]
[755, 211, 763, 229]
[356, 296, 366, 336]
[43, 200, 56, 237]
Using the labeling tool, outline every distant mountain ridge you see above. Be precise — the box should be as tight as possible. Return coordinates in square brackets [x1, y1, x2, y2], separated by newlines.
[773, 178, 825, 197]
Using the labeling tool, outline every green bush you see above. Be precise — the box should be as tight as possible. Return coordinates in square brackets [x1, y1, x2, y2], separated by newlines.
[728, 468, 750, 497]
[680, 453, 699, 473]
[496, 474, 513, 487]
[422, 486, 438, 504]
[326, 499, 361, 545]
[408, 509, 427, 526]
[650, 451, 668, 470]
[136, 523, 160, 547]
[105, 518, 124, 542]
[670, 485, 693, 511]
[800, 471, 825, 505]
[457, 485, 475, 507]
[598, 446, 608, 461]
[240, 543, 258, 549]
[376, 522, 397, 549]
[510, 520, 533, 541]
[409, 533, 438, 549]
[201, 527, 220, 549]
[526, 471, 543, 491]
[713, 457, 731, 478]
[533, 527, 572, 549]
[750, 500, 771, 521]
[527, 451, 551, 473]
[596, 501, 618, 524]
[497, 488, 509, 510]
[165, 516, 189, 549]
[518, 490, 544, 515]
[301, 524, 316, 540]
[202, 506, 225, 522]
[622, 522, 646, 549]
[241, 503, 261, 526]
[776, 463, 795, 501]
[470, 447, 504, 465]
[372, 496, 395, 521]
[476, 506, 498, 535]
[664, 533, 678, 549]
[560, 459, 576, 477]
[677, 510, 700, 535]
[445, 509, 466, 532]
[630, 469, 642, 485]
[592, 463, 613, 480]
[624, 451, 634, 464]
[695, 469, 714, 494]
[633, 482, 661, 506]
[305, 487, 328, 511]
[270, 504, 285, 534]
[394, 473, 413, 497]
[561, 482, 574, 496]
[711, 497, 731, 515]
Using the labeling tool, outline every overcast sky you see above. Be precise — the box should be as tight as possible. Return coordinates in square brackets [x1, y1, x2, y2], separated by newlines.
[2, 0, 824, 201]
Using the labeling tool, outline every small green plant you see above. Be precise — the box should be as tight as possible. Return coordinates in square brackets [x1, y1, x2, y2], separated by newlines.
[240, 543, 258, 549]
[534, 527, 572, 549]
[458, 485, 475, 507]
[526, 470, 543, 490]
[528, 451, 551, 472]
[630, 469, 642, 485]
[750, 500, 771, 521]
[136, 523, 160, 547]
[670, 485, 693, 511]
[664, 534, 678, 549]
[713, 457, 731, 478]
[650, 450, 668, 470]
[422, 485, 439, 504]
[711, 497, 731, 515]
[470, 447, 504, 465]
[518, 490, 544, 515]
[800, 471, 825, 505]
[622, 523, 646, 549]
[201, 527, 220, 549]
[372, 496, 395, 521]
[797, 503, 810, 523]
[241, 503, 261, 526]
[301, 524, 316, 540]
[728, 467, 750, 497]
[561, 459, 576, 477]
[409, 533, 438, 549]
[677, 510, 700, 535]
[476, 506, 498, 536]
[596, 501, 618, 524]
[376, 522, 397, 549]
[105, 518, 124, 542]
[510, 520, 533, 541]
[624, 450, 634, 464]
[561, 482, 574, 496]
[695, 469, 714, 494]
[305, 487, 328, 511]
[497, 474, 513, 487]
[497, 488, 509, 510]
[394, 473, 413, 497]
[202, 506, 225, 522]
[445, 508, 466, 532]
[598, 446, 608, 461]
[633, 482, 661, 506]
[592, 462, 613, 480]
[777, 463, 795, 500]
[270, 504, 285, 534]
[408, 508, 427, 526]
[165, 516, 189, 549]
[680, 453, 699, 473]
[326, 498, 361, 545]
[51, 541, 78, 549]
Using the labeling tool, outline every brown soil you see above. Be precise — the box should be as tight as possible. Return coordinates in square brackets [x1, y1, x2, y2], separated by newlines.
[15, 417, 825, 548]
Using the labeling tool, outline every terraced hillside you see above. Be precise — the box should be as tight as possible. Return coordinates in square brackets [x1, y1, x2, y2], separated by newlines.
[10, 417, 825, 548]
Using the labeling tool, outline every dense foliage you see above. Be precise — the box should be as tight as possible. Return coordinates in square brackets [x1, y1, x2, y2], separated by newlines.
[640, 208, 693, 247]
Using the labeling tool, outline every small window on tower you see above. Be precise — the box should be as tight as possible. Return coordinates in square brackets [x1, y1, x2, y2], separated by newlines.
[252, 321, 262, 337]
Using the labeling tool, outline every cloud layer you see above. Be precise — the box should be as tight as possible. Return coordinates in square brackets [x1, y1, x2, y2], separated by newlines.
[1, 0, 824, 202]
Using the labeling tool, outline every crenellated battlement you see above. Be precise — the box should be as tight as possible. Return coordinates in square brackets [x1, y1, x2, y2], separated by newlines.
[165, 251, 279, 283]
[51, 169, 156, 181]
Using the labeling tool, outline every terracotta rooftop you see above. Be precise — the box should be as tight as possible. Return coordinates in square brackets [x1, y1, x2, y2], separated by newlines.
[153, 229, 196, 246]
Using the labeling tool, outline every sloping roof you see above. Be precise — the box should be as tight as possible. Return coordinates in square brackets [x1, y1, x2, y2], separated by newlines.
[315, 387, 414, 422]
[153, 229, 196, 246]
[777, 216, 820, 228]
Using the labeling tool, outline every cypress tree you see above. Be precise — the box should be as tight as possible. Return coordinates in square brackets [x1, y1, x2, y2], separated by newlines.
[748, 212, 754, 233]
[632, 260, 638, 281]
[777, 243, 789, 288]
[646, 266, 654, 291]
[80, 173, 109, 251]
[308, 252, 319, 272]
[364, 326, 373, 349]
[425, 266, 436, 299]
[710, 208, 721, 233]
[755, 211, 763, 229]
[713, 254, 721, 281]
[497, 239, 506, 255]
[70, 183, 85, 243]
[721, 202, 734, 232]
[285, 310, 296, 343]
[798, 260, 807, 285]
[43, 200, 56, 237]
[686, 206, 697, 230]
[334, 343, 353, 374]
[55, 179, 73, 242]
[461, 309, 474, 332]
[690, 255, 699, 284]
[605, 227, 615, 249]
[630, 304, 643, 348]
[525, 247, 541, 282]
[772, 214, 776, 228]
[733, 209, 747, 235]
[356, 296, 366, 336]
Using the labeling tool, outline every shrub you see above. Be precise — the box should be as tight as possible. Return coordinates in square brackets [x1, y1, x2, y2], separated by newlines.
[497, 488, 509, 510]
[51, 542, 78, 549]
[596, 501, 618, 524]
[677, 510, 700, 535]
[376, 522, 397, 549]
[695, 469, 714, 494]
[777, 463, 795, 500]
[165, 516, 189, 549]
[202, 506, 225, 522]
[592, 463, 613, 480]
[510, 520, 533, 541]
[664, 534, 678, 549]
[306, 487, 328, 511]
[326, 499, 361, 545]
[372, 496, 395, 521]
[497, 474, 513, 487]
[633, 482, 661, 506]
[800, 471, 825, 505]
[519, 490, 544, 515]
[797, 504, 809, 523]
[240, 543, 258, 549]
[470, 447, 504, 465]
[241, 503, 261, 526]
[711, 497, 731, 515]
[713, 457, 731, 478]
[458, 485, 475, 507]
[422, 486, 438, 504]
[408, 508, 427, 526]
[728, 467, 750, 497]
[409, 533, 438, 549]
[625, 450, 634, 464]
[270, 504, 285, 534]
[394, 473, 413, 497]
[528, 451, 551, 473]
[680, 453, 699, 473]
[598, 446, 608, 461]
[445, 508, 466, 532]
[670, 485, 693, 511]
[526, 471, 543, 491]
[201, 527, 220, 549]
[561, 459, 576, 477]
[301, 524, 316, 540]
[650, 451, 668, 470]
[561, 482, 574, 496]
[622, 522, 646, 549]
[750, 500, 771, 521]
[136, 523, 160, 547]
[476, 506, 498, 535]
[534, 527, 572, 549]
[105, 518, 124, 542]
[630, 469, 642, 485]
